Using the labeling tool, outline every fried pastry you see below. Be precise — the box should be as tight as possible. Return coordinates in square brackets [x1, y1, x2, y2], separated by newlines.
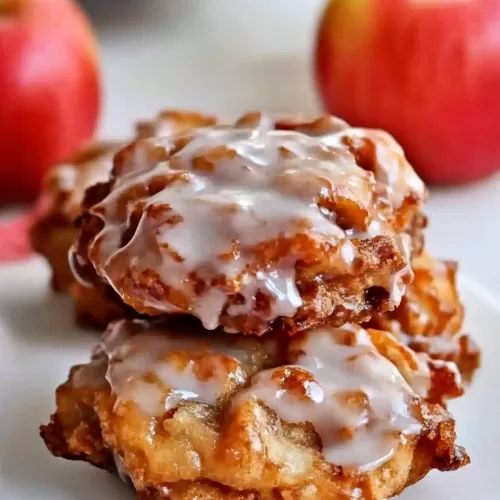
[369, 252, 480, 383]
[29, 140, 129, 328]
[71, 114, 427, 335]
[31, 111, 219, 328]
[31, 141, 122, 292]
[41, 319, 468, 499]
[69, 281, 130, 329]
[237, 112, 428, 255]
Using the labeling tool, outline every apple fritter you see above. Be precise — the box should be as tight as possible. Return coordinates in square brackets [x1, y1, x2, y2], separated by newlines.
[71, 114, 427, 335]
[41, 320, 468, 500]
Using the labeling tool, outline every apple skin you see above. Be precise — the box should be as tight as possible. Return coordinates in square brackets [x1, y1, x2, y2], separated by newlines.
[315, 0, 500, 185]
[0, 0, 100, 203]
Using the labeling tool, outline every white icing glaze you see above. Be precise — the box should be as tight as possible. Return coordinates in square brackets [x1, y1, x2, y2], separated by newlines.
[79, 320, 270, 416]
[113, 452, 130, 483]
[72, 319, 434, 472]
[86, 121, 412, 331]
[411, 335, 461, 356]
[391, 233, 414, 304]
[404, 352, 432, 398]
[319, 127, 426, 210]
[107, 334, 245, 416]
[236, 326, 423, 471]
[227, 266, 303, 318]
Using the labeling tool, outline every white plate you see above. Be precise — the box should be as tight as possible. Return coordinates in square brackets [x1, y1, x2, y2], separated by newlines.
[0, 258, 498, 499]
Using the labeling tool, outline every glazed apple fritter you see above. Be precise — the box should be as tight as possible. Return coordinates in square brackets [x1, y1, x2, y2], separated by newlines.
[71, 114, 428, 335]
[41, 319, 468, 500]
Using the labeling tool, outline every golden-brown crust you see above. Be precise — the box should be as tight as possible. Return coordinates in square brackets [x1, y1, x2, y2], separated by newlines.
[41, 321, 468, 499]
[30, 212, 78, 292]
[368, 252, 480, 384]
[30, 141, 123, 292]
[30, 210, 127, 327]
[375, 252, 464, 336]
[72, 113, 427, 335]
[136, 482, 261, 500]
[31, 111, 220, 323]
[237, 112, 428, 255]
[135, 110, 218, 140]
[29, 141, 128, 327]
[406, 334, 480, 386]
[69, 281, 130, 329]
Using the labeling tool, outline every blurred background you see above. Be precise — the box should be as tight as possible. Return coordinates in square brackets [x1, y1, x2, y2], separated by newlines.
[81, 0, 323, 134]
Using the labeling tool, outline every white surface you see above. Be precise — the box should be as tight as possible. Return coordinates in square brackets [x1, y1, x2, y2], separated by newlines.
[82, 0, 500, 295]
[0, 258, 497, 498]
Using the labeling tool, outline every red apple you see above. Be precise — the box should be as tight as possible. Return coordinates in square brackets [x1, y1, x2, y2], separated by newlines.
[0, 0, 100, 203]
[315, 0, 500, 184]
